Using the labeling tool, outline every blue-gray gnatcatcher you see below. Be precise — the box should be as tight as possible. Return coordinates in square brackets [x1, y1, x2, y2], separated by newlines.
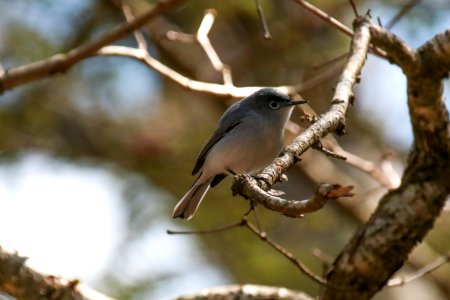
[173, 88, 307, 219]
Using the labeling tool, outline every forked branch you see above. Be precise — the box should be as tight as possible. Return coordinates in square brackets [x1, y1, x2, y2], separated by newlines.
[0, 0, 186, 94]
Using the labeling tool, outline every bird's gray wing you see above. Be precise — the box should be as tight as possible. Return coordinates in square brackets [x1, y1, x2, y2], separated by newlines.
[192, 120, 241, 175]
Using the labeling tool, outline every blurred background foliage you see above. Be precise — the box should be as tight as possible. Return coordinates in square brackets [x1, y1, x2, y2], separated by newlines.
[0, 0, 449, 299]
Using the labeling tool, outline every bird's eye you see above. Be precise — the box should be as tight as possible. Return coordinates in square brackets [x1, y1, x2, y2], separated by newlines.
[269, 101, 280, 109]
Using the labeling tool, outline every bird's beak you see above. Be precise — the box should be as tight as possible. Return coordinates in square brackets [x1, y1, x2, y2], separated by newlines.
[286, 100, 308, 106]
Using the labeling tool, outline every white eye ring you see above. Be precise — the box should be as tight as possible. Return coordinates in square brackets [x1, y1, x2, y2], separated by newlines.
[269, 101, 280, 109]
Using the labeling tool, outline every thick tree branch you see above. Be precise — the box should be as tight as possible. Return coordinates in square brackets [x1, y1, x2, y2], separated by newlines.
[369, 24, 417, 74]
[0, 247, 115, 300]
[0, 0, 185, 94]
[231, 16, 370, 215]
[323, 20, 450, 300]
[417, 29, 450, 77]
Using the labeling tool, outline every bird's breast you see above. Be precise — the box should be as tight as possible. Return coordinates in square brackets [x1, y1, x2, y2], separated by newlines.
[204, 119, 284, 176]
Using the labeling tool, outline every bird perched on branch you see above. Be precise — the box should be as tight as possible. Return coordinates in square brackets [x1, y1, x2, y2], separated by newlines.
[173, 88, 307, 219]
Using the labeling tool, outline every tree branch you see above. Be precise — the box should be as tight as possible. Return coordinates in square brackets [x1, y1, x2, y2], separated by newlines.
[0, 247, 115, 300]
[171, 284, 313, 300]
[322, 19, 450, 300]
[168, 217, 340, 288]
[388, 252, 450, 287]
[293, 0, 386, 58]
[233, 175, 353, 218]
[97, 46, 276, 97]
[385, 0, 421, 29]
[196, 9, 234, 86]
[114, 0, 148, 51]
[0, 0, 185, 94]
[369, 24, 417, 74]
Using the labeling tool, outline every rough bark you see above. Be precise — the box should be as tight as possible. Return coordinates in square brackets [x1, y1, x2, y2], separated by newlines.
[322, 24, 450, 300]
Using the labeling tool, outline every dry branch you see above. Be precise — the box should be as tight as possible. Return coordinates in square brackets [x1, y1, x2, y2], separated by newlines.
[171, 284, 313, 300]
[293, 0, 386, 58]
[168, 217, 337, 288]
[0, 247, 115, 300]
[196, 9, 234, 86]
[0, 0, 185, 94]
[233, 175, 353, 217]
[388, 252, 450, 287]
[385, 0, 421, 29]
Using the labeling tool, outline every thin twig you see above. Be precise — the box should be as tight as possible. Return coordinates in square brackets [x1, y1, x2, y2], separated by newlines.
[294, 61, 344, 92]
[119, 3, 148, 50]
[293, 0, 387, 58]
[165, 31, 195, 43]
[295, 0, 354, 37]
[330, 142, 399, 189]
[251, 205, 264, 232]
[312, 141, 347, 161]
[377, 16, 383, 27]
[287, 120, 399, 190]
[349, 0, 359, 17]
[388, 253, 450, 287]
[197, 9, 234, 86]
[97, 45, 273, 97]
[312, 52, 349, 70]
[385, 0, 421, 29]
[255, 0, 272, 39]
[312, 248, 335, 264]
[97, 44, 341, 97]
[168, 217, 344, 290]
[167, 220, 245, 235]
[243, 220, 346, 290]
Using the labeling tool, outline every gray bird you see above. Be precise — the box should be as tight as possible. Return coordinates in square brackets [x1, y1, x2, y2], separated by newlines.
[173, 88, 307, 219]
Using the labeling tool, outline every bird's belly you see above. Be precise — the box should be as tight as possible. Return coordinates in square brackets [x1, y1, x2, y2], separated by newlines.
[204, 131, 282, 176]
